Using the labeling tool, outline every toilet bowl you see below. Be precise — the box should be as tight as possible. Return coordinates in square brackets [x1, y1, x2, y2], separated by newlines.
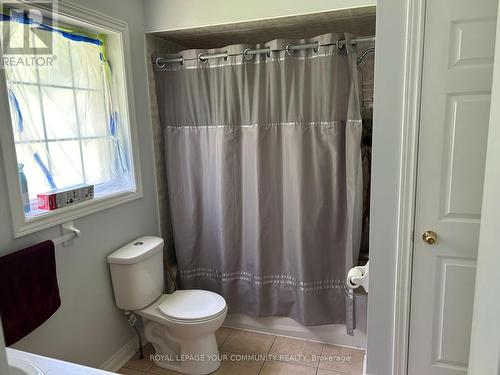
[138, 291, 227, 374]
[107, 237, 227, 375]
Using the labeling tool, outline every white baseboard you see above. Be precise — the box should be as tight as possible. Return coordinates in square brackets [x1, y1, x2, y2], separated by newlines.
[100, 336, 140, 372]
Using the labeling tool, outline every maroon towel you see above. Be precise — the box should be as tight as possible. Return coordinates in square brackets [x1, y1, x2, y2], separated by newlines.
[0, 240, 61, 346]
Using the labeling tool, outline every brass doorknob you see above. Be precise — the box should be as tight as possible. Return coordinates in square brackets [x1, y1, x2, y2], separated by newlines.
[422, 230, 437, 245]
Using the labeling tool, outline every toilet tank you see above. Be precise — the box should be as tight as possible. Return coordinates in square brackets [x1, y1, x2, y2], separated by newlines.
[107, 236, 164, 311]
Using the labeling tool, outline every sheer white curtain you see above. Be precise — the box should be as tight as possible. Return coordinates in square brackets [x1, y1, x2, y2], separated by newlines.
[3, 18, 133, 216]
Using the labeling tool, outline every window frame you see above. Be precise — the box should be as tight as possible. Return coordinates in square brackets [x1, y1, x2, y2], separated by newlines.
[10, 35, 116, 209]
[0, 1, 143, 238]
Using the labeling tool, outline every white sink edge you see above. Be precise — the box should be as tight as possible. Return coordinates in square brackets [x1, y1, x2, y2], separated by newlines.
[7, 348, 116, 375]
[8, 357, 45, 375]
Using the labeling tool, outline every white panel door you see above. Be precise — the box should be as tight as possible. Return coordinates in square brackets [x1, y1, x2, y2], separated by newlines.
[408, 0, 497, 374]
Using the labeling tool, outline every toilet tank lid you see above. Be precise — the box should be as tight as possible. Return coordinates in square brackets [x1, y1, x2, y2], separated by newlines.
[107, 236, 164, 265]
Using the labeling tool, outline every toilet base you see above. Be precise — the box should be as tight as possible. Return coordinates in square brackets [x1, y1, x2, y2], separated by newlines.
[144, 319, 223, 375]
[153, 355, 220, 375]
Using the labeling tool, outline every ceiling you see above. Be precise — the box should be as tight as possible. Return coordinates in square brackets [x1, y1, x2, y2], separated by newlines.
[151, 6, 376, 49]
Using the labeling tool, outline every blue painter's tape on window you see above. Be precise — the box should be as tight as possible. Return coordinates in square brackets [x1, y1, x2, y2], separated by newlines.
[33, 153, 57, 191]
[7, 89, 23, 132]
[0, 13, 102, 46]
[108, 111, 117, 136]
[109, 112, 128, 173]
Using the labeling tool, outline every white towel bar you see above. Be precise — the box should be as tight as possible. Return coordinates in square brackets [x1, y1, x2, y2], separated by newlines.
[52, 222, 80, 246]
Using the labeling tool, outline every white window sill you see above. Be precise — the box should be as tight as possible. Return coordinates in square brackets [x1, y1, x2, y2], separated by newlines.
[14, 188, 143, 238]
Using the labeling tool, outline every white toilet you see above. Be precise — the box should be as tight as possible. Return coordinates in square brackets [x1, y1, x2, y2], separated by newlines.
[107, 236, 227, 375]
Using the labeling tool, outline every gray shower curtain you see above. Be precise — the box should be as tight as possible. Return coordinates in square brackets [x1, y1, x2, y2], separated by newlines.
[156, 33, 363, 327]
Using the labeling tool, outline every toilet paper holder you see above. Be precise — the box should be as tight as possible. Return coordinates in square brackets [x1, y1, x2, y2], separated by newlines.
[346, 261, 369, 293]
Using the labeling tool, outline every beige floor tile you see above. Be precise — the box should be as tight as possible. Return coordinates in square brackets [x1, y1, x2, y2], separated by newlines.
[268, 336, 323, 367]
[212, 352, 263, 375]
[317, 369, 353, 375]
[148, 363, 183, 374]
[117, 367, 146, 375]
[124, 349, 154, 372]
[259, 361, 316, 375]
[215, 327, 233, 348]
[220, 329, 275, 355]
[143, 343, 155, 357]
[318, 344, 365, 375]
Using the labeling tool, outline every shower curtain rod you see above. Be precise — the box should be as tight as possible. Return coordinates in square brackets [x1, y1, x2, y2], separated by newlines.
[154, 35, 375, 68]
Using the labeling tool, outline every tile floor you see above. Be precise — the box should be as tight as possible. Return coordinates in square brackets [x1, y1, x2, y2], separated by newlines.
[118, 327, 365, 375]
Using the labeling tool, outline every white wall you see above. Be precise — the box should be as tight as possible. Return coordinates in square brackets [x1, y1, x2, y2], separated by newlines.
[468, 4, 500, 374]
[0, 0, 160, 368]
[366, 0, 408, 373]
[142, 0, 376, 32]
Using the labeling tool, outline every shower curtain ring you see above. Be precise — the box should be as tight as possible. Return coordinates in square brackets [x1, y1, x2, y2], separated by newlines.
[155, 58, 166, 69]
[198, 53, 208, 63]
[313, 41, 320, 53]
[243, 48, 254, 60]
[285, 44, 295, 55]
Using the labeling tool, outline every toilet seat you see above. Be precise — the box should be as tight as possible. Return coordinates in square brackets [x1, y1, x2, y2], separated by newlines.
[158, 290, 226, 322]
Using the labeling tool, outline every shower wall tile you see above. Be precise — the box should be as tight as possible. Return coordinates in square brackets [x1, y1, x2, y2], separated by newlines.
[356, 41, 375, 113]
[152, 7, 376, 49]
[145, 35, 184, 290]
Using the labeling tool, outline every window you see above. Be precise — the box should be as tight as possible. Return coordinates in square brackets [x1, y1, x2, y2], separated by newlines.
[0, 3, 141, 236]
